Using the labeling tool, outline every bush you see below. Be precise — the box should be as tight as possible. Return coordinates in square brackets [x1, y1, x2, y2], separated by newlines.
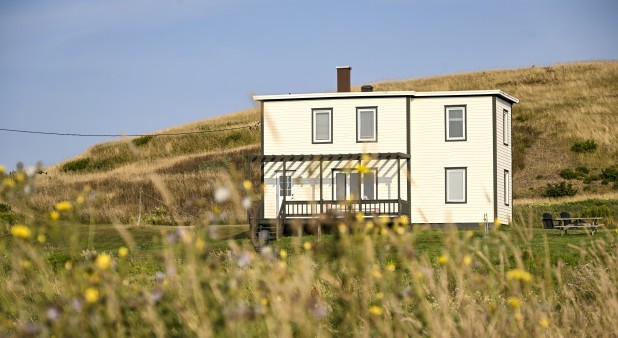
[132, 135, 155, 147]
[601, 166, 618, 182]
[571, 139, 598, 153]
[0, 203, 23, 225]
[559, 169, 579, 180]
[575, 166, 589, 175]
[543, 182, 577, 198]
[62, 158, 91, 172]
[143, 206, 177, 225]
[583, 174, 599, 184]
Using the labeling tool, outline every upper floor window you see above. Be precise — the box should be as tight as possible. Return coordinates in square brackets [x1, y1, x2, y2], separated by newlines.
[357, 107, 377, 142]
[445, 167, 467, 203]
[312, 108, 332, 143]
[445, 106, 466, 141]
[503, 109, 509, 145]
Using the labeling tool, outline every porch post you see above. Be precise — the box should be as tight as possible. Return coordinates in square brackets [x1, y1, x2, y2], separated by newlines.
[319, 158, 323, 214]
[279, 158, 287, 241]
[358, 157, 362, 214]
[397, 157, 401, 216]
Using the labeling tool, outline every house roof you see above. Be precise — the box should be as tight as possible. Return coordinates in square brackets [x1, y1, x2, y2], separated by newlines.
[253, 90, 519, 104]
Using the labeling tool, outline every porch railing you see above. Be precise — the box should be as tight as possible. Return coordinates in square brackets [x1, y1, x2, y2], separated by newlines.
[282, 199, 410, 218]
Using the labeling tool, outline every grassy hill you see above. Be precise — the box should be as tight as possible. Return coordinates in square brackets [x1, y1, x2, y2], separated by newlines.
[19, 60, 618, 224]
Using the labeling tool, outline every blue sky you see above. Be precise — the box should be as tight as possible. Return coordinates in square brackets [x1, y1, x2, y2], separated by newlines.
[1, 0, 616, 170]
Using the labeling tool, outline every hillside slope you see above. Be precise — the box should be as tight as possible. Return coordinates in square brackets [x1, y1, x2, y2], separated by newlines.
[25, 61, 618, 224]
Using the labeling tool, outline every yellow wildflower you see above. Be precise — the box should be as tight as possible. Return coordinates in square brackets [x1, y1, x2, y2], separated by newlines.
[118, 247, 129, 258]
[438, 255, 449, 265]
[369, 305, 383, 316]
[355, 212, 364, 223]
[303, 241, 312, 250]
[494, 218, 502, 229]
[356, 163, 370, 174]
[376, 292, 384, 300]
[361, 154, 372, 162]
[55, 201, 72, 212]
[539, 318, 549, 329]
[3, 178, 16, 188]
[338, 223, 348, 234]
[395, 226, 405, 235]
[65, 261, 73, 270]
[49, 211, 60, 221]
[76, 195, 85, 205]
[95, 254, 112, 270]
[464, 230, 474, 239]
[37, 234, 46, 244]
[84, 288, 100, 304]
[365, 221, 374, 231]
[380, 228, 388, 236]
[195, 238, 206, 251]
[506, 268, 532, 282]
[386, 263, 396, 272]
[397, 215, 409, 226]
[260, 298, 269, 306]
[279, 249, 287, 258]
[15, 172, 25, 182]
[21, 260, 32, 269]
[372, 269, 383, 279]
[243, 180, 253, 190]
[463, 255, 472, 266]
[0, 165, 4, 174]
[10, 225, 31, 239]
[507, 296, 522, 308]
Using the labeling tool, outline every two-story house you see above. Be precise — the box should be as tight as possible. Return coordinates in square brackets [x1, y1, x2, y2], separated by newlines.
[247, 66, 518, 238]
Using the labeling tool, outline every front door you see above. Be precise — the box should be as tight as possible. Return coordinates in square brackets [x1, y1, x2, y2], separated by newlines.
[276, 173, 293, 215]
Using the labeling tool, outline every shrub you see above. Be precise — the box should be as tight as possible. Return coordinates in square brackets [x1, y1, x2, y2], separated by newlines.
[583, 174, 599, 184]
[559, 169, 579, 180]
[0, 203, 23, 225]
[143, 206, 177, 225]
[62, 158, 91, 172]
[581, 204, 613, 218]
[132, 135, 155, 147]
[571, 139, 598, 153]
[543, 182, 577, 198]
[575, 166, 589, 175]
[601, 166, 618, 182]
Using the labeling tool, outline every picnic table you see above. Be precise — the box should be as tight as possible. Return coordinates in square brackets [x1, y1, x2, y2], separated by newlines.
[554, 217, 603, 235]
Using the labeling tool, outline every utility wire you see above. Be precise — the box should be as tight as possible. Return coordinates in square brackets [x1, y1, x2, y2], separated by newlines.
[0, 123, 260, 137]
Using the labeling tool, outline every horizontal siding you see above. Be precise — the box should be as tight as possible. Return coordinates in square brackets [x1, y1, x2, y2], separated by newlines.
[263, 97, 407, 155]
[263, 159, 408, 219]
[410, 96, 494, 224]
[496, 97, 513, 224]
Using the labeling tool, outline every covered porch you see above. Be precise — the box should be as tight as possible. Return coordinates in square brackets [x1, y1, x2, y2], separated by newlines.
[246, 152, 410, 239]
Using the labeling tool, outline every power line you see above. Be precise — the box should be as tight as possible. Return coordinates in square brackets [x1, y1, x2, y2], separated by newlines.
[0, 123, 260, 137]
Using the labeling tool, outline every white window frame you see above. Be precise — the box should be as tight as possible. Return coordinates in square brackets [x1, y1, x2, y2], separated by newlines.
[503, 109, 509, 145]
[356, 107, 377, 142]
[445, 106, 467, 141]
[504, 170, 510, 206]
[445, 167, 467, 203]
[312, 108, 332, 143]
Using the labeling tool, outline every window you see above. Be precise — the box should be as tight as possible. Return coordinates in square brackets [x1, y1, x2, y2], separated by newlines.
[445, 106, 466, 141]
[357, 107, 377, 142]
[312, 109, 332, 143]
[334, 170, 376, 200]
[445, 168, 466, 203]
[503, 109, 509, 145]
[504, 170, 510, 206]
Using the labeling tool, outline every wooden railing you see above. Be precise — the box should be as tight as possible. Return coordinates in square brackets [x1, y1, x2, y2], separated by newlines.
[282, 199, 410, 218]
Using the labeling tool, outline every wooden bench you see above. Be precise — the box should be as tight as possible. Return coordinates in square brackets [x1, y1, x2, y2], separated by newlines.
[554, 217, 604, 235]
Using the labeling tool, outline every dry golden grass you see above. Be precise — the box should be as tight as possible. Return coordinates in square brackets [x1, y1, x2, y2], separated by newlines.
[23, 61, 618, 224]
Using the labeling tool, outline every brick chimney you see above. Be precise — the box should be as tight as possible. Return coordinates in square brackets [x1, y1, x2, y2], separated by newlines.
[336, 66, 351, 92]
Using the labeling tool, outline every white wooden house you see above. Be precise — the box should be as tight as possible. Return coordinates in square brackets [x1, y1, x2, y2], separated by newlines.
[247, 67, 518, 237]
